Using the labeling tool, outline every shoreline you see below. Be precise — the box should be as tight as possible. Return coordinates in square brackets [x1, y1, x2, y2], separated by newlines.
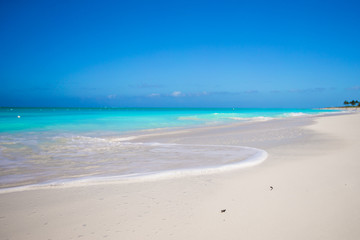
[0, 110, 351, 192]
[0, 144, 268, 194]
[1, 112, 360, 239]
[320, 107, 360, 110]
[0, 110, 347, 192]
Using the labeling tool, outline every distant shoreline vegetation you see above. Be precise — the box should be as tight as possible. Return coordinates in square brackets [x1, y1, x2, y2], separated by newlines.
[343, 100, 360, 107]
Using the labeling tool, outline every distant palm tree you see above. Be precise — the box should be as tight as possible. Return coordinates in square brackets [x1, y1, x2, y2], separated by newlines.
[350, 100, 356, 106]
[344, 100, 349, 106]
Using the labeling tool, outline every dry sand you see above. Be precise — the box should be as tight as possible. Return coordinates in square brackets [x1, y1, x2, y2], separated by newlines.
[1, 113, 360, 240]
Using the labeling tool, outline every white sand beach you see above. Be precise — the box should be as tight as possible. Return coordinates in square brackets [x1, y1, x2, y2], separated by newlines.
[1, 113, 360, 240]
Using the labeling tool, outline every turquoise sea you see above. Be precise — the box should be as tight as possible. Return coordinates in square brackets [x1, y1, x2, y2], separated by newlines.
[0, 107, 338, 134]
[0, 107, 339, 190]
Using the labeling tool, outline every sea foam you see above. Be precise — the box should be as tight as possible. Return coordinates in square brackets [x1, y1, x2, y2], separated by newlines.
[0, 136, 267, 192]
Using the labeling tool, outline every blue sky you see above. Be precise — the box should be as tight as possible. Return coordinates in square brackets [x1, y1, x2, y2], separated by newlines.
[1, 0, 359, 108]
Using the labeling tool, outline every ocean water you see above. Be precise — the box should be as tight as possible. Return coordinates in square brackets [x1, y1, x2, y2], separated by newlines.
[0, 107, 338, 190]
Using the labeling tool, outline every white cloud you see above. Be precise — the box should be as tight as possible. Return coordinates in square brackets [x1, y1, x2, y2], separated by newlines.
[288, 88, 326, 93]
[148, 91, 209, 98]
[188, 91, 208, 96]
[348, 86, 360, 91]
[244, 90, 259, 94]
[107, 94, 117, 99]
[148, 93, 160, 97]
[171, 91, 182, 97]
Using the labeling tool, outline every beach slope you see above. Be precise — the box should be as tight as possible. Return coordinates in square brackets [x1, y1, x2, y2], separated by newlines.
[1, 113, 360, 240]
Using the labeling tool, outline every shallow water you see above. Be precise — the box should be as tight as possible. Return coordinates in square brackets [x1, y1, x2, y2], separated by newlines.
[0, 107, 337, 133]
[0, 108, 339, 189]
[0, 136, 265, 188]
